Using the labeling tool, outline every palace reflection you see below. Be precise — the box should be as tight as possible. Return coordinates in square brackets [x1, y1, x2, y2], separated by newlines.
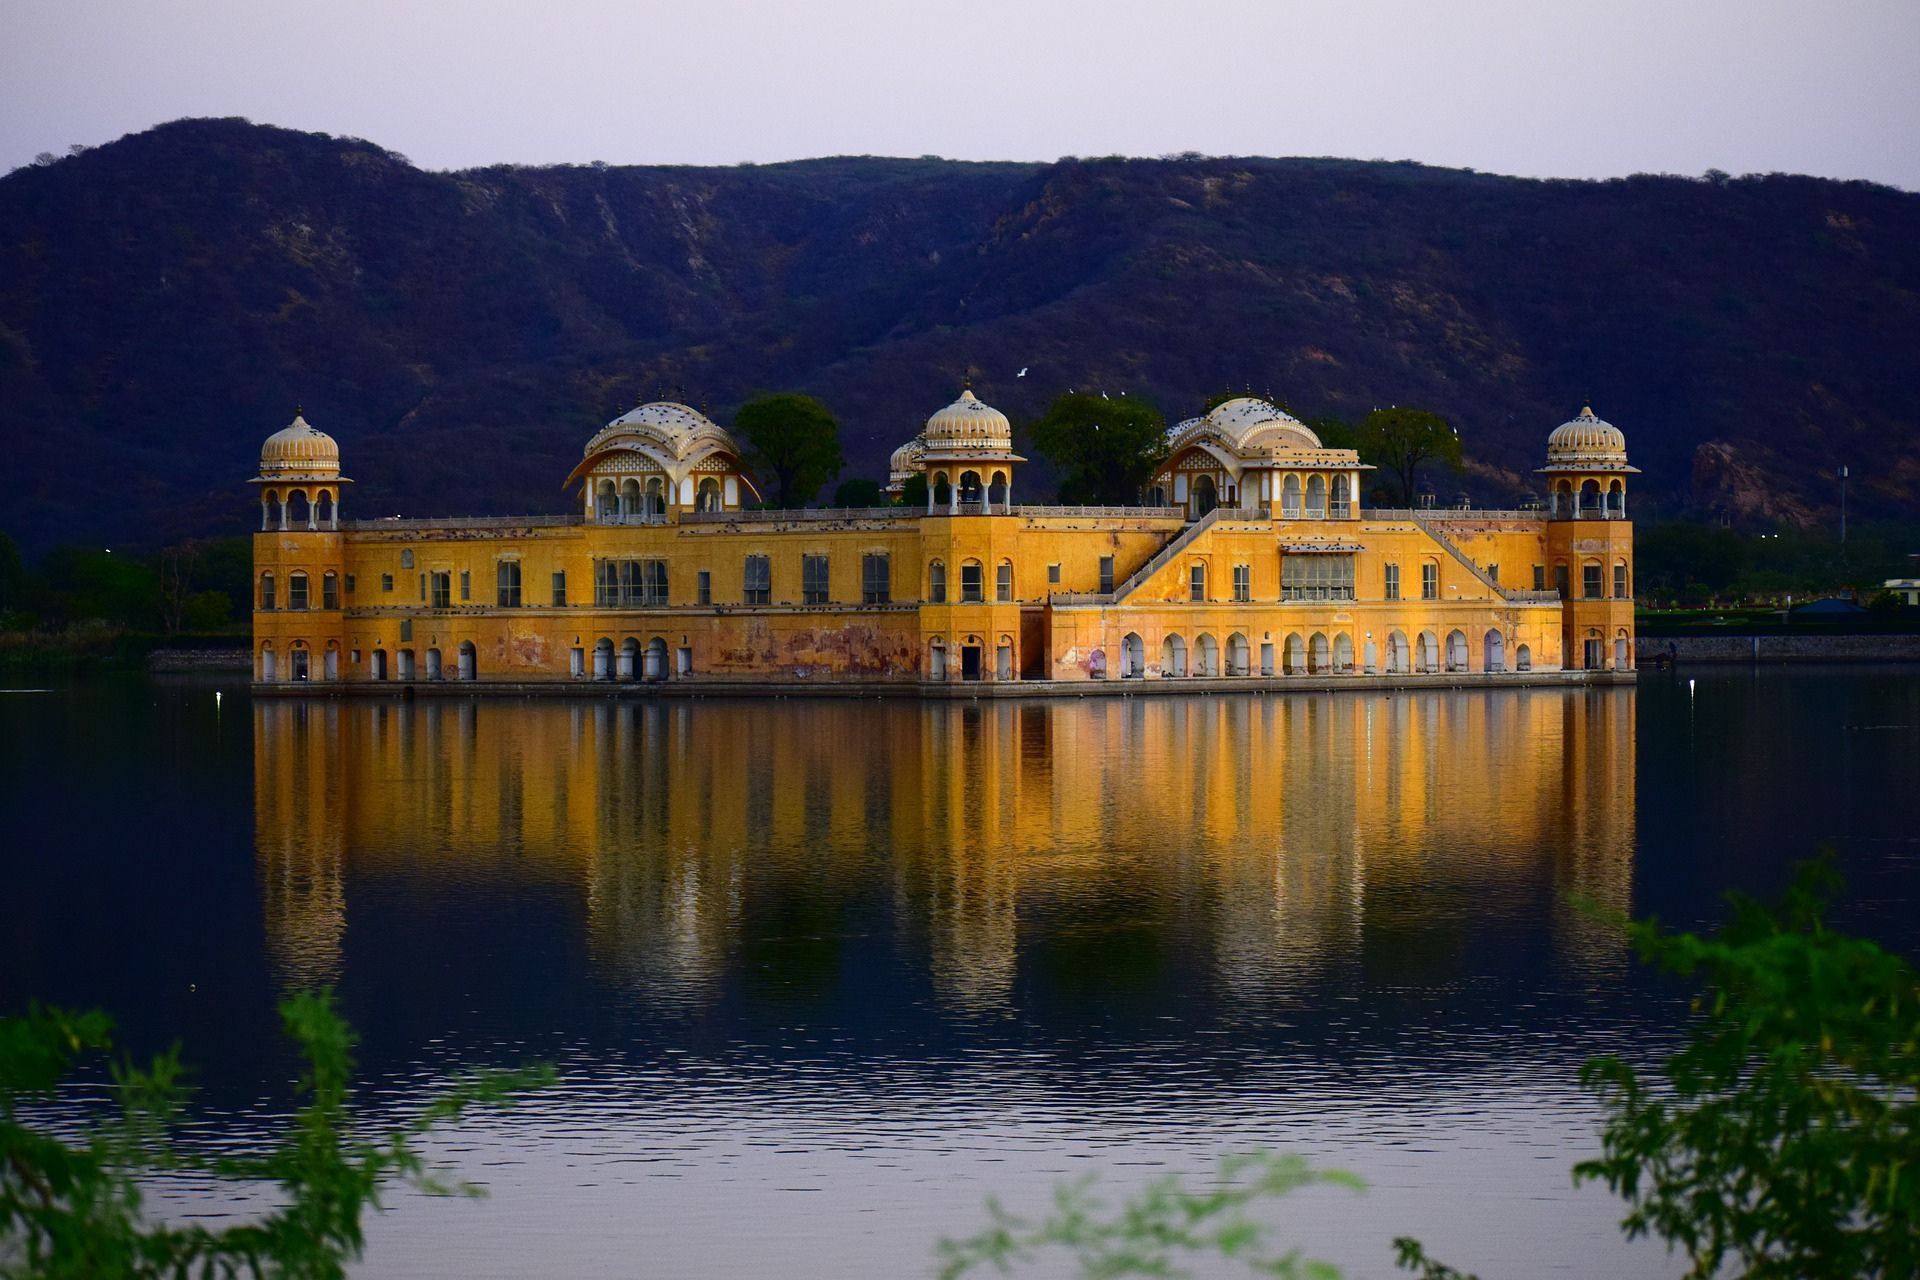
[254, 689, 1636, 1011]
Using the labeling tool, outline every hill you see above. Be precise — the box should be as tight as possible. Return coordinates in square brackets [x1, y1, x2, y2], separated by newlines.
[3, 118, 1917, 552]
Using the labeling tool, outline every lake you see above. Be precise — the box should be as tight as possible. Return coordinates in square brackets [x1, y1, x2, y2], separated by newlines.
[3, 668, 1916, 1277]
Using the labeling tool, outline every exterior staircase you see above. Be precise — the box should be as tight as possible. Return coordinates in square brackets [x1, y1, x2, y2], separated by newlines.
[1108, 507, 1230, 603]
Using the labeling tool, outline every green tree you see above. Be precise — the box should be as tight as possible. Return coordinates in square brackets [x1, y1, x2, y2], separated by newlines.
[1028, 392, 1167, 505]
[733, 393, 844, 508]
[1355, 408, 1460, 505]
[0, 533, 28, 622]
[0, 990, 552, 1278]
[831, 477, 885, 508]
[897, 473, 930, 509]
[1575, 857, 1920, 1279]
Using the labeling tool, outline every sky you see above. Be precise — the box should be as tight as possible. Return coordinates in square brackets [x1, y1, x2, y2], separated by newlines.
[4, 0, 1918, 187]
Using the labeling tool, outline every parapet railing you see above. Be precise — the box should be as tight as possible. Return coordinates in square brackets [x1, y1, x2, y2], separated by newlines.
[1009, 504, 1187, 519]
[1363, 508, 1544, 522]
[340, 514, 587, 531]
[681, 507, 913, 523]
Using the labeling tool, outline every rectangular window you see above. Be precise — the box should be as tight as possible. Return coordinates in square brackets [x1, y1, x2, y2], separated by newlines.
[1189, 563, 1206, 602]
[418, 573, 425, 601]
[743, 555, 771, 605]
[1614, 563, 1629, 599]
[459, 570, 470, 602]
[862, 554, 890, 604]
[1554, 564, 1570, 599]
[802, 554, 831, 604]
[344, 574, 355, 595]
[288, 574, 308, 610]
[1048, 563, 1061, 585]
[496, 560, 521, 607]
[1282, 555, 1357, 601]
[381, 573, 393, 593]
[960, 562, 984, 603]
[322, 574, 338, 610]
[551, 571, 567, 607]
[1384, 563, 1400, 601]
[995, 562, 1013, 603]
[1421, 562, 1438, 600]
[929, 561, 947, 604]
[594, 559, 666, 607]
[697, 570, 712, 606]
[1232, 564, 1251, 602]
[430, 572, 451, 608]
[1486, 563, 1499, 587]
[1329, 477, 1350, 518]
[400, 549, 414, 569]
[399, 618, 412, 643]
[1098, 556, 1115, 594]
[1584, 563, 1604, 599]
[1533, 564, 1546, 592]
[642, 559, 668, 606]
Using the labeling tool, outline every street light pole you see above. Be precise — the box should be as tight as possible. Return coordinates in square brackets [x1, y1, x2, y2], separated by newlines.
[1838, 465, 1849, 546]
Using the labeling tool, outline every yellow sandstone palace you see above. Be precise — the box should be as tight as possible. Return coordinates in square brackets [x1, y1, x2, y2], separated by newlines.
[249, 387, 1636, 691]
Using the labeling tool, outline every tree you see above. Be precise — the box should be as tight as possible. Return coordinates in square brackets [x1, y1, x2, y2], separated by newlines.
[1028, 393, 1167, 506]
[1575, 857, 1920, 1279]
[897, 473, 930, 509]
[733, 393, 844, 508]
[832, 477, 885, 508]
[1355, 408, 1460, 505]
[0, 989, 552, 1277]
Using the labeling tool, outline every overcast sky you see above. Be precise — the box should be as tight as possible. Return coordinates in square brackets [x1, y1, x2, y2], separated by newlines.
[5, 0, 1917, 187]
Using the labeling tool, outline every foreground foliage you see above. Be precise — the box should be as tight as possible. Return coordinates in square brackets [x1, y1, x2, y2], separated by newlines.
[0, 991, 553, 1278]
[936, 1151, 1363, 1279]
[1575, 857, 1920, 1278]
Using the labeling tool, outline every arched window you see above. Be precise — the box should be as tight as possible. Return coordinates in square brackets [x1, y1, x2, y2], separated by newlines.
[597, 479, 617, 521]
[1329, 474, 1351, 519]
[929, 560, 947, 604]
[1608, 479, 1626, 515]
[960, 560, 984, 603]
[932, 472, 952, 508]
[287, 490, 311, 528]
[1189, 561, 1206, 602]
[1305, 475, 1327, 519]
[620, 478, 641, 517]
[1579, 478, 1601, 516]
[959, 471, 983, 505]
[646, 476, 666, 515]
[988, 472, 1009, 509]
[286, 571, 308, 610]
[697, 477, 721, 512]
[259, 572, 276, 610]
[263, 492, 282, 530]
[321, 571, 338, 610]
[1281, 474, 1302, 518]
[1613, 560, 1630, 599]
[1191, 474, 1217, 517]
[995, 560, 1014, 602]
[315, 490, 334, 528]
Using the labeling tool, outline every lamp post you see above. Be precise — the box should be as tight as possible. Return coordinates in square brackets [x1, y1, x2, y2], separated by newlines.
[1838, 465, 1849, 546]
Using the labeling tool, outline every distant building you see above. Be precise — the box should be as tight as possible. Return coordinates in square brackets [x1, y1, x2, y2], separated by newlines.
[249, 391, 1637, 688]
[1885, 579, 1920, 607]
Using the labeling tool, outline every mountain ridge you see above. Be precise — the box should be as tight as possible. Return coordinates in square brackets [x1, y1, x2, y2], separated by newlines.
[3, 117, 1916, 551]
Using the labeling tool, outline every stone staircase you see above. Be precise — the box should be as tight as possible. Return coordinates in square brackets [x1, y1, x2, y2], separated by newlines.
[1108, 507, 1231, 603]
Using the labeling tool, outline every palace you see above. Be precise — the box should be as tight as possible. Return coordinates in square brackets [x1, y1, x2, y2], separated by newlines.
[249, 388, 1636, 689]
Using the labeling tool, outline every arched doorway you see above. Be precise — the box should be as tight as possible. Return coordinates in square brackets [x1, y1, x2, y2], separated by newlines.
[618, 637, 639, 681]
[1309, 632, 1331, 673]
[929, 638, 947, 679]
[697, 477, 721, 512]
[1516, 644, 1533, 671]
[996, 636, 1013, 680]
[288, 645, 309, 681]
[396, 648, 415, 681]
[1191, 474, 1218, 518]
[1161, 634, 1187, 677]
[1195, 634, 1218, 677]
[593, 638, 614, 680]
[1484, 629, 1505, 673]
[323, 641, 339, 681]
[1615, 631, 1632, 670]
[257, 643, 275, 682]
[1283, 633, 1306, 674]
[1087, 647, 1107, 680]
[1333, 633, 1354, 673]
[645, 637, 668, 681]
[457, 640, 476, 681]
[1121, 632, 1145, 679]
[1387, 631, 1410, 675]
[425, 646, 443, 680]
[371, 648, 388, 681]
[1446, 629, 1468, 672]
[1362, 638, 1378, 674]
[1226, 633, 1250, 676]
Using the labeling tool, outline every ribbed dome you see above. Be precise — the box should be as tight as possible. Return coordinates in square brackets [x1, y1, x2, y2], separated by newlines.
[1546, 406, 1629, 465]
[584, 400, 739, 461]
[890, 435, 927, 474]
[1175, 397, 1322, 453]
[258, 412, 341, 479]
[923, 388, 1012, 449]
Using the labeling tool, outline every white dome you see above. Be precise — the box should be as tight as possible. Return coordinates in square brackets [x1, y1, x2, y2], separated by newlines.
[584, 400, 739, 462]
[1172, 397, 1322, 453]
[257, 411, 341, 479]
[1545, 406, 1630, 467]
[923, 388, 1012, 449]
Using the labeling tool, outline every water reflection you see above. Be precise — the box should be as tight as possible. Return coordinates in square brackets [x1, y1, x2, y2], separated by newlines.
[254, 689, 1636, 1015]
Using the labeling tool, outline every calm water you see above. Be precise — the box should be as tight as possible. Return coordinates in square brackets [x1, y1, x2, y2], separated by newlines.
[3, 670, 1918, 1278]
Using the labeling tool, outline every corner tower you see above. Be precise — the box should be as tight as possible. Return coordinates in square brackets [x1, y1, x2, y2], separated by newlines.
[1540, 406, 1637, 672]
[250, 410, 349, 683]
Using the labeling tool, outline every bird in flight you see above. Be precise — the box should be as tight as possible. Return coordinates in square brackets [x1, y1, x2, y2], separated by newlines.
[1017, 367, 1028, 377]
